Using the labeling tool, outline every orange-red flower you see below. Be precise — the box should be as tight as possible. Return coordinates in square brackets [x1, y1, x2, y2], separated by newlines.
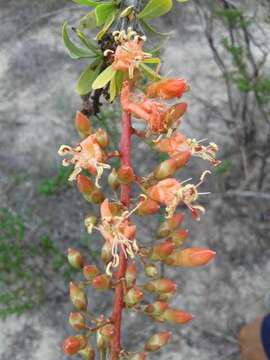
[111, 37, 150, 78]
[121, 81, 187, 135]
[58, 133, 110, 186]
[154, 131, 220, 166]
[146, 78, 189, 100]
[147, 171, 211, 219]
[96, 199, 138, 274]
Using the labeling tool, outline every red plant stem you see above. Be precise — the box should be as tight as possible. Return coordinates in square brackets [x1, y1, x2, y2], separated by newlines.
[110, 110, 132, 360]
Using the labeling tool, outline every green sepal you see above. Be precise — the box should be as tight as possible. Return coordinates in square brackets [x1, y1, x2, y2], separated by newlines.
[138, 0, 172, 20]
[62, 22, 95, 59]
[95, 3, 116, 26]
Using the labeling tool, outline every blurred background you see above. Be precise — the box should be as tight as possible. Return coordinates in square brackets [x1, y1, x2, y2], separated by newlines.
[0, 0, 270, 359]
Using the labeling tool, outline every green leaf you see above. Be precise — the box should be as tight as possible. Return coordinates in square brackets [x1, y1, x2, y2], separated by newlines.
[138, 0, 172, 20]
[176, 0, 189, 2]
[96, 12, 116, 40]
[76, 62, 103, 95]
[72, 0, 103, 7]
[143, 57, 161, 64]
[92, 65, 116, 89]
[95, 3, 115, 26]
[75, 29, 101, 55]
[140, 19, 172, 37]
[109, 74, 117, 101]
[139, 63, 162, 80]
[79, 10, 98, 29]
[61, 22, 94, 59]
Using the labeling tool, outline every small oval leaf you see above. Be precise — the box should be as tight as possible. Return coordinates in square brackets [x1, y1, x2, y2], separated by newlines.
[92, 65, 116, 89]
[72, 0, 103, 7]
[76, 62, 103, 95]
[95, 3, 115, 26]
[138, 0, 172, 20]
[62, 22, 94, 59]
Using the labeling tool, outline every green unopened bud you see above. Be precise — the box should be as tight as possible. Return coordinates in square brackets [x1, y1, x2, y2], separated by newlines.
[124, 286, 143, 308]
[144, 301, 168, 317]
[128, 353, 147, 360]
[84, 215, 97, 234]
[144, 332, 171, 352]
[156, 213, 184, 238]
[69, 312, 86, 331]
[69, 282, 87, 311]
[100, 324, 115, 340]
[67, 248, 84, 269]
[108, 168, 120, 190]
[83, 264, 100, 280]
[125, 262, 137, 288]
[95, 128, 109, 148]
[101, 242, 112, 264]
[136, 197, 160, 216]
[75, 111, 92, 139]
[117, 165, 135, 184]
[149, 240, 175, 261]
[171, 229, 188, 247]
[78, 345, 95, 360]
[143, 278, 176, 294]
[144, 264, 158, 278]
[92, 274, 110, 290]
[153, 159, 178, 180]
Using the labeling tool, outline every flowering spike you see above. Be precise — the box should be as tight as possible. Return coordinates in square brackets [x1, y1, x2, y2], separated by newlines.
[69, 282, 87, 311]
[83, 264, 100, 280]
[146, 79, 189, 100]
[67, 248, 84, 269]
[75, 111, 92, 139]
[163, 248, 216, 267]
[156, 213, 184, 238]
[149, 240, 175, 261]
[144, 278, 177, 294]
[144, 332, 171, 352]
[124, 286, 144, 307]
[163, 308, 193, 324]
[62, 335, 87, 356]
[69, 312, 86, 331]
[92, 274, 111, 290]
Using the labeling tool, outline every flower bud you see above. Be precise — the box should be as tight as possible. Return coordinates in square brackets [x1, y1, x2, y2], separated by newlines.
[173, 151, 191, 168]
[69, 282, 87, 311]
[136, 197, 160, 216]
[124, 286, 144, 307]
[69, 312, 86, 331]
[95, 128, 109, 148]
[84, 215, 97, 234]
[101, 242, 112, 264]
[163, 248, 216, 267]
[163, 308, 193, 324]
[78, 346, 95, 360]
[157, 290, 176, 302]
[149, 240, 175, 261]
[75, 111, 92, 139]
[144, 301, 168, 316]
[77, 174, 95, 195]
[108, 168, 120, 190]
[67, 248, 84, 269]
[144, 332, 171, 352]
[144, 264, 158, 278]
[83, 264, 100, 280]
[156, 213, 184, 238]
[92, 274, 110, 291]
[171, 229, 188, 247]
[128, 353, 147, 360]
[143, 278, 176, 294]
[125, 262, 137, 288]
[153, 159, 178, 180]
[117, 165, 135, 184]
[100, 324, 115, 340]
[166, 102, 187, 125]
[89, 189, 104, 204]
[62, 335, 87, 356]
